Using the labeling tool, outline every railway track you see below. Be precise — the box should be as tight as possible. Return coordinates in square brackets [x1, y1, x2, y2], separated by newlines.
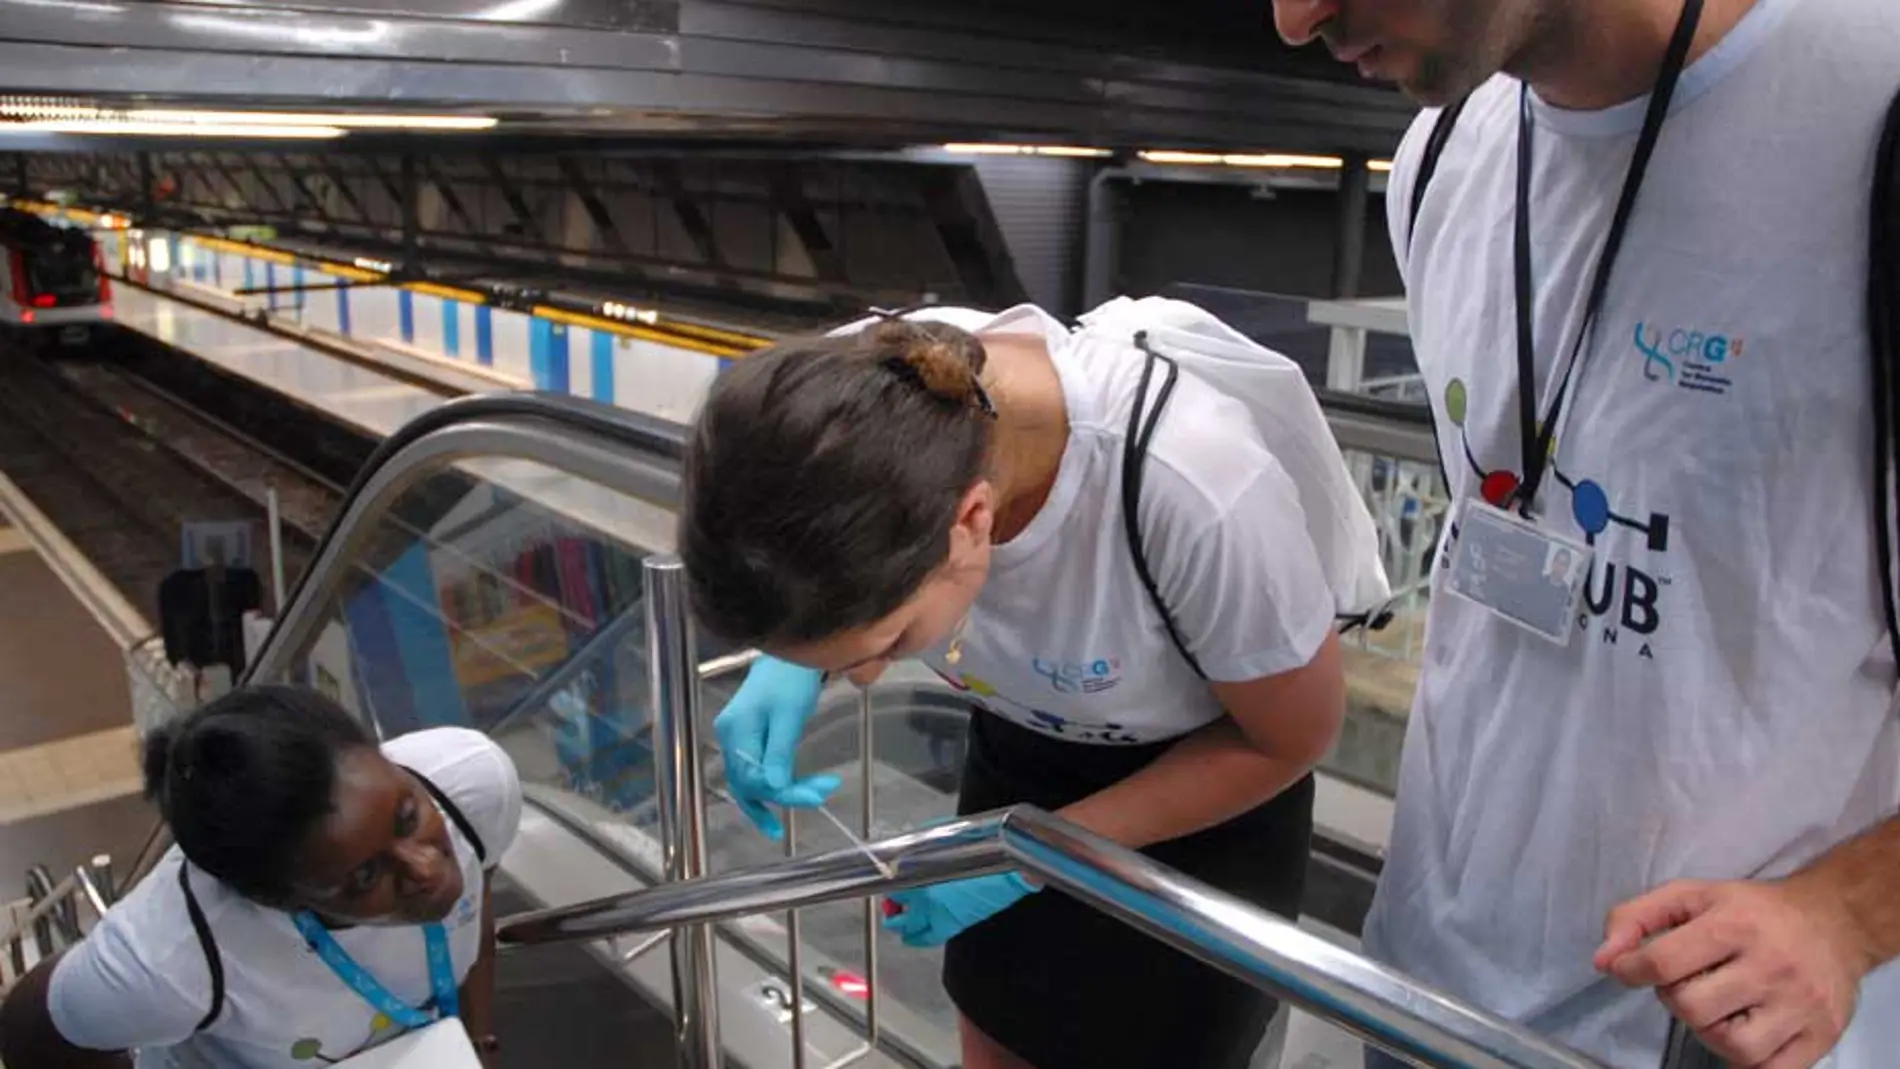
[0, 327, 378, 628]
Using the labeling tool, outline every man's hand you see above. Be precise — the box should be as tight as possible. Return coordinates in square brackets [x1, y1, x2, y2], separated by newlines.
[1595, 878, 1874, 1069]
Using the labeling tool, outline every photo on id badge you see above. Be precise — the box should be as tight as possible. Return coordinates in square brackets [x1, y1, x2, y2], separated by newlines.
[1446, 501, 1591, 644]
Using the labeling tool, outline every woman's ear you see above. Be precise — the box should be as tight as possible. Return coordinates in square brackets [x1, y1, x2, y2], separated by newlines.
[952, 481, 996, 551]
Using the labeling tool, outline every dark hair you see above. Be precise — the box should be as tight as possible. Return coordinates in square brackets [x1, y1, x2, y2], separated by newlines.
[682, 317, 995, 647]
[143, 685, 376, 904]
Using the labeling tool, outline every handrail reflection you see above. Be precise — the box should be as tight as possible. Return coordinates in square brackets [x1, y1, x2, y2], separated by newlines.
[498, 807, 1604, 1069]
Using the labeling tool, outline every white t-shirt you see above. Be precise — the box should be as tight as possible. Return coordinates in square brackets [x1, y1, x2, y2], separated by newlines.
[855, 305, 1335, 744]
[1369, 0, 1900, 1064]
[49, 728, 524, 1069]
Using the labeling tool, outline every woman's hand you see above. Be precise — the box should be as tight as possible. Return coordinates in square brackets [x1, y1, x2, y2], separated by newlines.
[881, 874, 1038, 947]
[713, 657, 840, 840]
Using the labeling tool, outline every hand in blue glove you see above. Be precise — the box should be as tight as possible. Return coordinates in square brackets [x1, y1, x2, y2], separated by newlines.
[713, 656, 839, 841]
[881, 874, 1038, 948]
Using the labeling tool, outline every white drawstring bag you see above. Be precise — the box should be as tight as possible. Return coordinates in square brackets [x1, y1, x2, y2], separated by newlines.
[1076, 296, 1393, 644]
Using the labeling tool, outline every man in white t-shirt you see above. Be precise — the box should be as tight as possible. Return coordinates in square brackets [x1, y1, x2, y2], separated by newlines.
[1271, 0, 1900, 1066]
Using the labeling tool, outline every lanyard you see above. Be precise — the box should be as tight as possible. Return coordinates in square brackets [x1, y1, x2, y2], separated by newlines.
[293, 912, 460, 1030]
[1508, 0, 1704, 515]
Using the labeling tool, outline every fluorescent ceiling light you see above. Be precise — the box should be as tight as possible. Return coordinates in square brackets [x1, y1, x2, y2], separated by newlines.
[474, 0, 562, 20]
[1140, 150, 1224, 166]
[941, 143, 1111, 159]
[1140, 150, 1346, 169]
[1369, 159, 1395, 173]
[11, 120, 345, 139]
[0, 104, 111, 121]
[130, 109, 498, 131]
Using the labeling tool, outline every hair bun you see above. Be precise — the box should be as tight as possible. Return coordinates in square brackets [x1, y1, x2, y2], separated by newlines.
[870, 319, 989, 411]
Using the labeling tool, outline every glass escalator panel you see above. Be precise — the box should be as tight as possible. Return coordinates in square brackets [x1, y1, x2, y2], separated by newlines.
[1325, 444, 1445, 798]
[255, 455, 659, 743]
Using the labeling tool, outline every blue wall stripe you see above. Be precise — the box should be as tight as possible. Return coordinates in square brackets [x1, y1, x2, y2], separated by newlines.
[441, 300, 461, 357]
[338, 285, 352, 335]
[398, 290, 415, 343]
[264, 261, 277, 311]
[379, 543, 469, 730]
[591, 332, 615, 403]
[343, 579, 417, 733]
[212, 252, 223, 288]
[243, 257, 255, 294]
[474, 306, 494, 366]
[530, 318, 571, 392]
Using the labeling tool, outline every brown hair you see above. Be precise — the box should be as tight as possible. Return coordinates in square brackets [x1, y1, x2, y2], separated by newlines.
[681, 317, 995, 647]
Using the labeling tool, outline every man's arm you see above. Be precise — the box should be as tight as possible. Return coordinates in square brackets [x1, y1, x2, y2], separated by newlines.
[1791, 813, 1900, 968]
[0, 954, 132, 1069]
[1596, 813, 1900, 1069]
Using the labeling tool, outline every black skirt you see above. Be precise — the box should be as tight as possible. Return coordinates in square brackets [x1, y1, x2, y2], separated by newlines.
[942, 710, 1314, 1069]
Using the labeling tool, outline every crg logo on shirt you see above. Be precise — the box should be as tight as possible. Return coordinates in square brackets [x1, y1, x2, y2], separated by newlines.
[1634, 320, 1746, 396]
[1030, 657, 1123, 694]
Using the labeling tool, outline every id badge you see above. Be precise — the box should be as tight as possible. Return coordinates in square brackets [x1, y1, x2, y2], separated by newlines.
[1445, 501, 1592, 645]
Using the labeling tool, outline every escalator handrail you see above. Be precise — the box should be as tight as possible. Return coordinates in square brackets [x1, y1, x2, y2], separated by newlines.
[495, 805, 1606, 1069]
[237, 389, 684, 691]
[245, 396, 687, 687]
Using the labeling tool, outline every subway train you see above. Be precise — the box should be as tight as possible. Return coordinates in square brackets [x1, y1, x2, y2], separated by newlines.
[0, 206, 113, 350]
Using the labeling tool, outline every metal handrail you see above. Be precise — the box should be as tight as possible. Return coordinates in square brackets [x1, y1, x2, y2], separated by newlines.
[247, 412, 682, 686]
[498, 807, 1606, 1069]
[0, 858, 115, 985]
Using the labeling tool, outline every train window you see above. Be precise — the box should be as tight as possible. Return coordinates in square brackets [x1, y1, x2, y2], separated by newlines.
[22, 241, 102, 308]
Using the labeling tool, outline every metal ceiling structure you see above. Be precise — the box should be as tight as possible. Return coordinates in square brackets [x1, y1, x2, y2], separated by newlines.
[0, 0, 1417, 154]
[11, 148, 1031, 321]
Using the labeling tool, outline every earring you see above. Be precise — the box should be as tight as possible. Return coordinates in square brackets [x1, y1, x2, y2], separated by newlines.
[945, 613, 971, 665]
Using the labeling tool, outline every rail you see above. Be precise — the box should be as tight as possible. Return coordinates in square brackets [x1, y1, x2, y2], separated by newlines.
[495, 552, 1607, 1069]
[498, 802, 1604, 1069]
[0, 857, 115, 991]
[245, 392, 686, 686]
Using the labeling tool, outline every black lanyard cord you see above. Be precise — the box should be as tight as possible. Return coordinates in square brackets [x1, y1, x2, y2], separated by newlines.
[1510, 0, 1706, 516]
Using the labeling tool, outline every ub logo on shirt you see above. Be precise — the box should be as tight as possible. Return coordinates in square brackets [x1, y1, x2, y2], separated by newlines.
[1443, 378, 1679, 661]
[1030, 657, 1123, 695]
[1633, 320, 1745, 396]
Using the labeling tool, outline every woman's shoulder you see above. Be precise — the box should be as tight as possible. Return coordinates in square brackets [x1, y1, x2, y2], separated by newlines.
[381, 728, 524, 862]
[50, 851, 236, 1020]
[1061, 332, 1276, 517]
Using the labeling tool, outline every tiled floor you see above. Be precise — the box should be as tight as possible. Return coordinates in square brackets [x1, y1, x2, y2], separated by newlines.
[0, 516, 150, 881]
[0, 549, 138, 751]
[0, 725, 143, 826]
[0, 791, 156, 895]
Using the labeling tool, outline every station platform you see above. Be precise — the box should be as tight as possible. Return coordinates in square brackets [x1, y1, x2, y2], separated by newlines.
[0, 519, 152, 883]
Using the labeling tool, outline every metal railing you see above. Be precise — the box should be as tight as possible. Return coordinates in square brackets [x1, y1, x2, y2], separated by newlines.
[0, 856, 115, 991]
[500, 796, 1604, 1069]
[495, 553, 1610, 1069]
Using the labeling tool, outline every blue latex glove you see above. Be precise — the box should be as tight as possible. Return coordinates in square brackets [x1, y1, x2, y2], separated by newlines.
[881, 874, 1038, 948]
[713, 656, 839, 841]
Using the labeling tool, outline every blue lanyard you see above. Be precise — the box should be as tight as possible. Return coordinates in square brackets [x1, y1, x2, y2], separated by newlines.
[293, 912, 459, 1029]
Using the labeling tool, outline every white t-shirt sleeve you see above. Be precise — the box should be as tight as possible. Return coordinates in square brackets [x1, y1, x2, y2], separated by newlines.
[1386, 106, 1439, 291]
[381, 728, 523, 869]
[48, 884, 212, 1052]
[1148, 460, 1337, 684]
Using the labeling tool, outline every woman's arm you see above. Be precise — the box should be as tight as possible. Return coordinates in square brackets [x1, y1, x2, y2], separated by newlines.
[1056, 632, 1346, 850]
[0, 954, 133, 1069]
[457, 883, 499, 1064]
